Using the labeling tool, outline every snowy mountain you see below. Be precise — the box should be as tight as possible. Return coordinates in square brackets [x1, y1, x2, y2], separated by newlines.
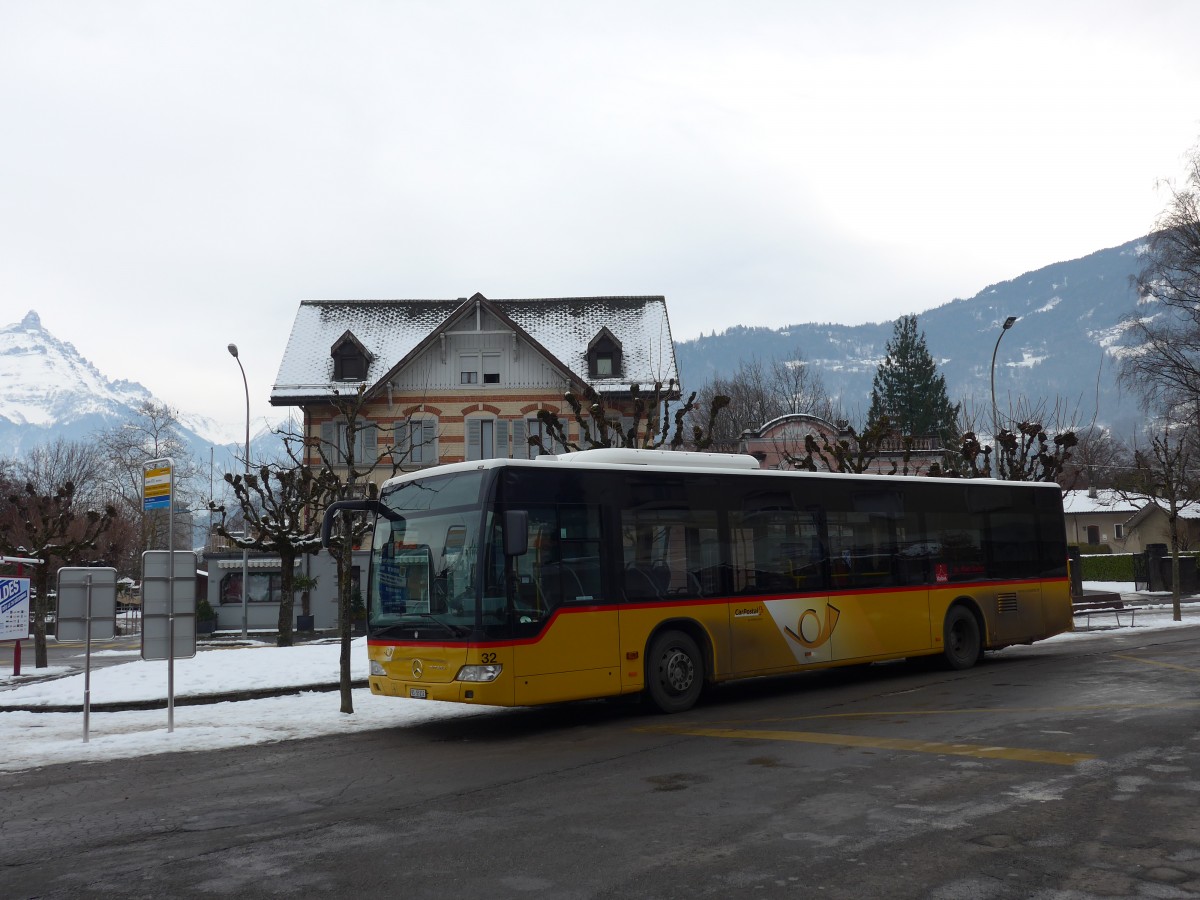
[676, 236, 1151, 438]
[4, 235, 1155, 463]
[0, 310, 292, 465]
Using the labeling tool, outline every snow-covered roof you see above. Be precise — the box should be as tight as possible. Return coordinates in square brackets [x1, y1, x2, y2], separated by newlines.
[270, 294, 679, 405]
[1061, 489, 1144, 515]
[1062, 489, 1200, 522]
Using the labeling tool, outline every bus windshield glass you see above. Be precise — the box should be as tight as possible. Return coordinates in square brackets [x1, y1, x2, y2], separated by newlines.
[369, 470, 486, 639]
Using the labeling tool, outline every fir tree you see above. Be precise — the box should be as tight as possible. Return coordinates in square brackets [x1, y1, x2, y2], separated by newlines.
[867, 315, 959, 440]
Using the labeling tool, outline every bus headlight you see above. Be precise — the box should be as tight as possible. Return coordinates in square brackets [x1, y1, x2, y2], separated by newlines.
[456, 664, 503, 682]
[370, 661, 386, 676]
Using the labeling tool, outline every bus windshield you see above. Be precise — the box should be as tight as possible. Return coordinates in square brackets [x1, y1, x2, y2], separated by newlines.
[369, 470, 486, 639]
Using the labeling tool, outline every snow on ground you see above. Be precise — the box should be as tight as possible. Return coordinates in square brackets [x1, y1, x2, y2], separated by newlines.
[1, 589, 1196, 775]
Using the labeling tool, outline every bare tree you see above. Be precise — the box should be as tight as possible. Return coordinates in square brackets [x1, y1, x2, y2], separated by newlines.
[96, 401, 201, 554]
[1120, 144, 1200, 415]
[0, 467, 116, 667]
[533, 380, 728, 454]
[209, 431, 341, 647]
[692, 350, 837, 452]
[1122, 422, 1199, 621]
[310, 385, 423, 712]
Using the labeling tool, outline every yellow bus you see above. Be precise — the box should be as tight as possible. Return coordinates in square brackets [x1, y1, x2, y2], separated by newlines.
[323, 448, 1072, 713]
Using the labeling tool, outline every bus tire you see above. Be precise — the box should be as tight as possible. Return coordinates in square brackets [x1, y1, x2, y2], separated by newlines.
[943, 605, 982, 670]
[646, 630, 704, 714]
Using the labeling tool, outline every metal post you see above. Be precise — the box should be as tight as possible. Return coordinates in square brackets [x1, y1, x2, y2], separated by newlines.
[228, 344, 250, 639]
[167, 471, 175, 734]
[83, 573, 93, 743]
[990, 316, 1017, 442]
[14, 559, 22, 677]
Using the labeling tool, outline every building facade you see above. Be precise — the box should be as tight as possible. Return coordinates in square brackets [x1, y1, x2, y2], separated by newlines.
[206, 292, 682, 634]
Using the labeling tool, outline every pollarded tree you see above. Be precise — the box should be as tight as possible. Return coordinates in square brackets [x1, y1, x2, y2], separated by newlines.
[0, 477, 116, 667]
[311, 385, 421, 713]
[209, 432, 341, 647]
[867, 315, 959, 442]
[532, 380, 729, 454]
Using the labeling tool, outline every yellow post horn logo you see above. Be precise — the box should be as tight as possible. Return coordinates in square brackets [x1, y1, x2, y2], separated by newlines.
[785, 604, 841, 649]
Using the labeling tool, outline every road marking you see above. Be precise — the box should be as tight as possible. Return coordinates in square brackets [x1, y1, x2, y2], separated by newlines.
[1113, 654, 1200, 675]
[721, 700, 1200, 725]
[641, 725, 1095, 765]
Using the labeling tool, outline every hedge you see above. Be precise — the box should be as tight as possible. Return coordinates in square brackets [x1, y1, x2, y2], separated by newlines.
[1078, 554, 1135, 582]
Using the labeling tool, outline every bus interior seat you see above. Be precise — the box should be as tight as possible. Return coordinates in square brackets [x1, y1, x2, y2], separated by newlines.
[624, 565, 660, 600]
[649, 562, 673, 595]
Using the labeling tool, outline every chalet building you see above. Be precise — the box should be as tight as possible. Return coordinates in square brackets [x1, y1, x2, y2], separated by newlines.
[205, 293, 681, 634]
[271, 292, 680, 488]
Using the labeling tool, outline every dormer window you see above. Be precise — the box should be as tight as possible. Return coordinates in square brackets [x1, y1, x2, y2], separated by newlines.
[331, 330, 374, 381]
[587, 328, 622, 380]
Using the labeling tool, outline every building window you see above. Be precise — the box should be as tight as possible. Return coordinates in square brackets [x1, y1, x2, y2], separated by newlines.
[466, 417, 509, 460]
[397, 418, 438, 466]
[320, 419, 378, 466]
[483, 352, 501, 384]
[219, 572, 282, 604]
[1114, 523, 1124, 539]
[587, 329, 622, 379]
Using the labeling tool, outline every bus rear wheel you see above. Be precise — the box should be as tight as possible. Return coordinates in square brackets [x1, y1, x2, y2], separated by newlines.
[646, 630, 704, 714]
[943, 605, 982, 670]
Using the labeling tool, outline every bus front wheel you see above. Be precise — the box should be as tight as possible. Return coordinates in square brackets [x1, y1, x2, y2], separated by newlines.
[943, 605, 982, 670]
[646, 630, 704, 713]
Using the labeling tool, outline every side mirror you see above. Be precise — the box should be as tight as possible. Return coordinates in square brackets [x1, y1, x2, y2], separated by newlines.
[504, 510, 529, 557]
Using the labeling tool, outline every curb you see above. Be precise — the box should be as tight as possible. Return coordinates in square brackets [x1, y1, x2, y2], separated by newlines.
[0, 679, 369, 714]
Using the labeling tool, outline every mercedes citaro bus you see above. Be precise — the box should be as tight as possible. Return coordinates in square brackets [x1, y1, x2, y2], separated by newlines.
[322, 448, 1071, 713]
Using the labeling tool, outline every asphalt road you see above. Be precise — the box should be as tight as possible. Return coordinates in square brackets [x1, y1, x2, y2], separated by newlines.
[0, 632, 143, 686]
[5, 625, 1200, 899]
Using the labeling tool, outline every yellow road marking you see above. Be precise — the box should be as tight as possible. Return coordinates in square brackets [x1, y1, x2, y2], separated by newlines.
[643, 726, 1094, 765]
[742, 700, 1200, 724]
[1113, 654, 1200, 675]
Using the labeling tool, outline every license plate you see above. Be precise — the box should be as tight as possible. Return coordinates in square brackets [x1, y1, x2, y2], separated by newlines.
[409, 688, 428, 699]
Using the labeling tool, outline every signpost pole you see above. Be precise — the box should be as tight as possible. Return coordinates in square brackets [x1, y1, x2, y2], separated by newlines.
[167, 466, 176, 734]
[12, 639, 19, 677]
[14, 559, 23, 676]
[142, 458, 179, 734]
[83, 573, 93, 743]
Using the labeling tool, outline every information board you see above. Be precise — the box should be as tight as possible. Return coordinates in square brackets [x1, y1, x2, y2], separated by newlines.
[141, 550, 197, 661]
[56, 568, 118, 642]
[0, 578, 31, 642]
[143, 463, 172, 511]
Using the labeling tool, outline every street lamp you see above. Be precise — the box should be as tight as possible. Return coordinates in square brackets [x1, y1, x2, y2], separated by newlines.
[228, 343, 250, 639]
[988, 316, 1017, 444]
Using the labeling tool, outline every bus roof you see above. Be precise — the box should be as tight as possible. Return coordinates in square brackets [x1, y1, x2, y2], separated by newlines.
[379, 448, 1062, 494]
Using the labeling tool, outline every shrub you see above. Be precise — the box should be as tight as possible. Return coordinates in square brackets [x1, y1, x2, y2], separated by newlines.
[1079, 554, 1135, 582]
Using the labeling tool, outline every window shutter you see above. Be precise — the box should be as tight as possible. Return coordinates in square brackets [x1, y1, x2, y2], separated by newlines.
[423, 418, 437, 464]
[361, 422, 378, 466]
[395, 419, 411, 462]
[495, 419, 509, 458]
[466, 418, 482, 461]
[320, 422, 336, 462]
[512, 418, 527, 459]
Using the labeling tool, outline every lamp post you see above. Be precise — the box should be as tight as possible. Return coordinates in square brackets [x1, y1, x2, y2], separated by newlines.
[990, 316, 1018, 443]
[228, 343, 250, 639]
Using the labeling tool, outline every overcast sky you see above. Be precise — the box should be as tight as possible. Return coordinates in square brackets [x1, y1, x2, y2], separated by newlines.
[3, 1, 1199, 432]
